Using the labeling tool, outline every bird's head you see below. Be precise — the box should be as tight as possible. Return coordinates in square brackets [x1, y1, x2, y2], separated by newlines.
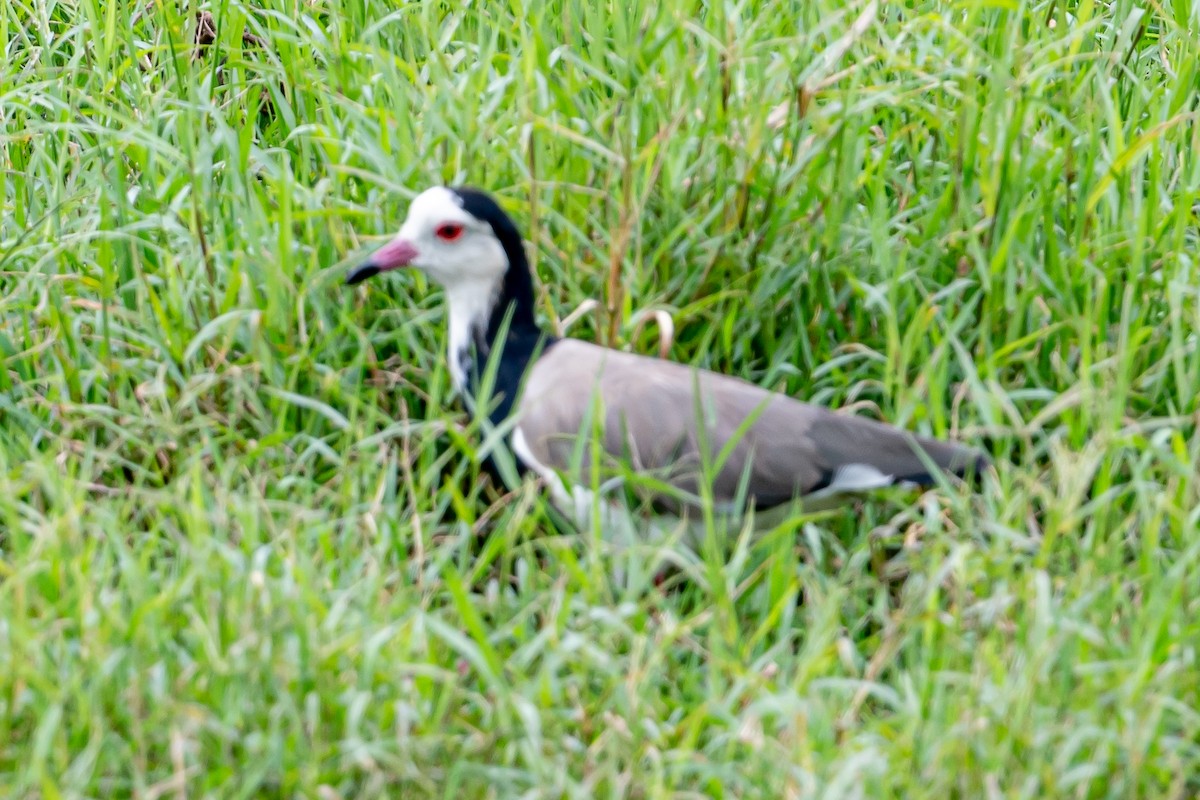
[345, 186, 517, 290]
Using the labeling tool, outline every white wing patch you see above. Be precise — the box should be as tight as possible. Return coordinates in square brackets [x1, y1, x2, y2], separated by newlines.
[808, 463, 895, 499]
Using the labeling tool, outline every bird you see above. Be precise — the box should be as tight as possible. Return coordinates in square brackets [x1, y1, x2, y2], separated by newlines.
[345, 186, 990, 537]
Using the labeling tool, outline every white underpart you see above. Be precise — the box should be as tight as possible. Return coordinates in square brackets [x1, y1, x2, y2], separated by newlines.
[443, 276, 500, 394]
[510, 414, 913, 586]
[806, 463, 895, 499]
[511, 427, 599, 524]
[511, 426, 705, 590]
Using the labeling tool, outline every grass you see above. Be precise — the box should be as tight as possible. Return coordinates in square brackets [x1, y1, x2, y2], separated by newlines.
[2, 0, 1199, 796]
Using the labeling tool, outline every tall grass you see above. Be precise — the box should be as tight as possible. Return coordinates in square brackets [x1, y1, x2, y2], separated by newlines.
[2, 0, 1199, 796]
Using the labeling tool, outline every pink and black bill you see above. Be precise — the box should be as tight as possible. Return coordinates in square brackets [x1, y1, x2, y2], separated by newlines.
[345, 238, 419, 285]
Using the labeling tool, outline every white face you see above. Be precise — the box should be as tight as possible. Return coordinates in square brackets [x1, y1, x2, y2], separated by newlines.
[392, 187, 508, 287]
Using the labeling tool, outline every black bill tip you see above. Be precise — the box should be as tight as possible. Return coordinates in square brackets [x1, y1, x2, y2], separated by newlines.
[344, 262, 381, 285]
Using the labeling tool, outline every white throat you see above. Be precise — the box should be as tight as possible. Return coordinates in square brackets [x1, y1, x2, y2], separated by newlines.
[444, 276, 500, 394]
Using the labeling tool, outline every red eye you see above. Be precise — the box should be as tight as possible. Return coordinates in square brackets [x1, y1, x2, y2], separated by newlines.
[435, 223, 464, 241]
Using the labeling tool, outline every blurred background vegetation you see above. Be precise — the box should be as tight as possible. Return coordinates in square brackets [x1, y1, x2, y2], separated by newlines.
[1, 0, 1198, 797]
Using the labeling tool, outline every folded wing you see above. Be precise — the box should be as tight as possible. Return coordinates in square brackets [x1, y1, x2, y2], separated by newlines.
[514, 339, 987, 511]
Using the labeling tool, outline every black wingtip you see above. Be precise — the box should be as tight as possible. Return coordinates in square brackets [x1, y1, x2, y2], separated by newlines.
[807, 468, 837, 494]
[954, 451, 993, 488]
[897, 450, 992, 490]
[894, 470, 937, 488]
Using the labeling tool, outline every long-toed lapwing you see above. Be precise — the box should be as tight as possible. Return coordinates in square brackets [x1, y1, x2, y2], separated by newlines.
[346, 186, 989, 534]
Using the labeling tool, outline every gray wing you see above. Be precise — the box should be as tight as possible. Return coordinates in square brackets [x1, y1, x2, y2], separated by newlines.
[514, 339, 987, 510]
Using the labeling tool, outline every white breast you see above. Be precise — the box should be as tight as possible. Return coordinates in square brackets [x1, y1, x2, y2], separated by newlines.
[443, 277, 499, 395]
